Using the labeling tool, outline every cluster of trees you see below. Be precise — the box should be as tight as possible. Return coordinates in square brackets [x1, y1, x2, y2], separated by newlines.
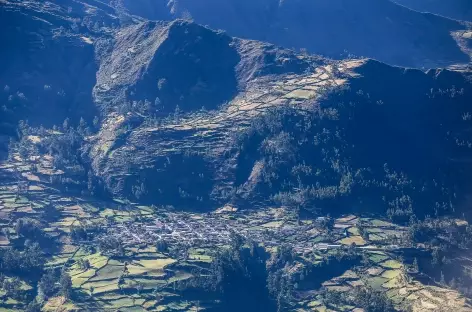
[98, 235, 125, 257]
[117, 98, 164, 117]
[0, 242, 73, 309]
[190, 235, 367, 311]
[0, 243, 45, 276]
[322, 285, 397, 312]
[226, 75, 472, 222]
[0, 275, 27, 301]
[0, 244, 45, 307]
[399, 216, 472, 298]
[179, 234, 332, 312]
[351, 286, 397, 312]
[266, 245, 297, 312]
[228, 105, 356, 215]
[37, 269, 73, 302]
[404, 216, 472, 250]
[206, 234, 278, 312]
[8, 118, 103, 196]
[70, 222, 102, 242]
[15, 218, 44, 241]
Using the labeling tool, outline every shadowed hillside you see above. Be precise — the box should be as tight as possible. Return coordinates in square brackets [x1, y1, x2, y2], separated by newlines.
[0, 0, 123, 138]
[87, 21, 472, 223]
[115, 0, 471, 68]
[0, 4, 96, 128]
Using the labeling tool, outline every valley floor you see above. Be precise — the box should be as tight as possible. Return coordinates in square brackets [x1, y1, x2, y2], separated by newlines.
[0, 154, 471, 311]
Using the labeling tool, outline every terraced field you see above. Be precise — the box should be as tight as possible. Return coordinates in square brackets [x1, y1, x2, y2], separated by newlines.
[1, 152, 471, 311]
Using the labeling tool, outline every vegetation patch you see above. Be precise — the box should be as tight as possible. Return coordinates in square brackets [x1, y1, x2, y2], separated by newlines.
[367, 277, 389, 290]
[338, 236, 366, 246]
[380, 260, 402, 269]
[90, 265, 124, 281]
[368, 253, 389, 263]
[381, 270, 402, 279]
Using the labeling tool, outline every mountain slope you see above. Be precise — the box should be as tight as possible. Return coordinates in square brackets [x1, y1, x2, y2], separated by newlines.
[0, 2, 93, 127]
[0, 0, 123, 136]
[90, 19, 323, 205]
[1, 2, 472, 312]
[88, 20, 472, 224]
[115, 0, 471, 68]
[94, 20, 241, 114]
[0, 0, 124, 155]
[394, 0, 472, 22]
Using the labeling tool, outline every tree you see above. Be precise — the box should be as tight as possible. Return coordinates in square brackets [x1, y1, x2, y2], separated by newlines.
[93, 116, 100, 129]
[155, 97, 162, 109]
[431, 248, 441, 267]
[357, 219, 369, 240]
[63, 118, 70, 131]
[132, 182, 147, 200]
[15, 181, 29, 200]
[156, 239, 169, 252]
[70, 225, 88, 241]
[157, 78, 167, 90]
[59, 271, 72, 299]
[174, 105, 181, 122]
[39, 269, 58, 297]
[77, 117, 87, 136]
[42, 202, 59, 221]
[15, 218, 43, 241]
[449, 277, 458, 289]
[25, 300, 42, 312]
[77, 258, 90, 270]
[87, 170, 95, 194]
[440, 271, 446, 285]
[136, 282, 144, 295]
[352, 286, 396, 312]
[7, 138, 16, 161]
[412, 258, 419, 273]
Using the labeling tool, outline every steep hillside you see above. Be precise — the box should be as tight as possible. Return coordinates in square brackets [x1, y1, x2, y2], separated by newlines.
[394, 0, 472, 22]
[2, 2, 472, 312]
[115, 0, 471, 68]
[0, 0, 124, 155]
[0, 0, 124, 136]
[88, 20, 472, 223]
[90, 20, 323, 205]
[94, 21, 241, 113]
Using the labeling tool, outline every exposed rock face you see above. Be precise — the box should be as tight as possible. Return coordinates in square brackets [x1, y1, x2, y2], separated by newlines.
[115, 0, 471, 68]
[94, 21, 241, 113]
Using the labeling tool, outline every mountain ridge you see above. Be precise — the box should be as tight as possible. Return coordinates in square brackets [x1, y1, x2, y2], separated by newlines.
[1, 1, 472, 311]
[115, 0, 472, 68]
